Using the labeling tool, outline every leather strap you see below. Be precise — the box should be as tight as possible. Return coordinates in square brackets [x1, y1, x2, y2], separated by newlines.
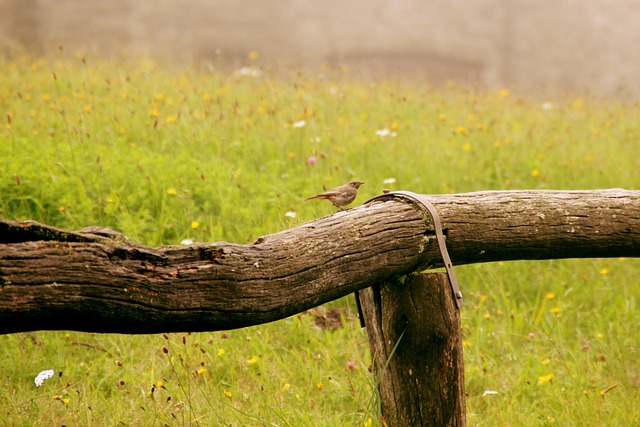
[364, 191, 463, 308]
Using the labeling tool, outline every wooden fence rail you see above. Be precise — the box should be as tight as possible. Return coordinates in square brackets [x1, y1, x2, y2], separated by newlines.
[1, 188, 637, 334]
[1, 188, 639, 426]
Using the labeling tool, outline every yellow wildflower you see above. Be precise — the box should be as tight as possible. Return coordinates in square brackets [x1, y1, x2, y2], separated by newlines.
[455, 126, 469, 136]
[571, 98, 584, 109]
[538, 373, 554, 384]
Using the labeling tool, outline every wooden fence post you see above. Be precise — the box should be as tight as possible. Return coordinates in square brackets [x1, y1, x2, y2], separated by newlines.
[358, 273, 465, 426]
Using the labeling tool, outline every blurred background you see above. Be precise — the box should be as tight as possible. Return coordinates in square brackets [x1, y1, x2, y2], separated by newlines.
[1, 0, 639, 98]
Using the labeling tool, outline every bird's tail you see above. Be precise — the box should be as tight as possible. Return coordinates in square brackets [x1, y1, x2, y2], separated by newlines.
[304, 195, 329, 201]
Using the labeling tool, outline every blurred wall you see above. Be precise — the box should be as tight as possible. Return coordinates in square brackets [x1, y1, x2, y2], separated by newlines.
[1, 0, 639, 98]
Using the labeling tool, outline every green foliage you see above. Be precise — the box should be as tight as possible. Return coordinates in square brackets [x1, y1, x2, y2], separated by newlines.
[1, 54, 639, 425]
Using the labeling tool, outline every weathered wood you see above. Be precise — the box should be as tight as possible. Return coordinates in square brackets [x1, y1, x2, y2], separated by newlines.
[0, 202, 427, 334]
[358, 273, 465, 427]
[0, 189, 638, 334]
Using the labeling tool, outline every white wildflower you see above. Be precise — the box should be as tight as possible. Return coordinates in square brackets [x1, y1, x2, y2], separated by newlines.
[35, 369, 55, 387]
[284, 211, 297, 218]
[293, 120, 306, 128]
[383, 178, 396, 184]
[375, 129, 397, 138]
[235, 66, 262, 77]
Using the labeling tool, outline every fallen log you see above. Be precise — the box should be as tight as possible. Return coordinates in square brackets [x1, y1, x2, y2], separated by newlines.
[0, 189, 638, 334]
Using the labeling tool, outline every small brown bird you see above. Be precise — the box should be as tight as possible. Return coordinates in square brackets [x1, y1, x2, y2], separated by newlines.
[305, 181, 364, 209]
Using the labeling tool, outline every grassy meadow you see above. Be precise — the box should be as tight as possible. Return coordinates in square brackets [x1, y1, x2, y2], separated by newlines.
[1, 52, 639, 426]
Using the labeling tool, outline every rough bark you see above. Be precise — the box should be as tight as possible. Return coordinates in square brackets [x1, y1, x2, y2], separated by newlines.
[358, 273, 465, 427]
[0, 189, 638, 334]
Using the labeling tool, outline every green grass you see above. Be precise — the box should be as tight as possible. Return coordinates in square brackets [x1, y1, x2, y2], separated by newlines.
[1, 52, 639, 426]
